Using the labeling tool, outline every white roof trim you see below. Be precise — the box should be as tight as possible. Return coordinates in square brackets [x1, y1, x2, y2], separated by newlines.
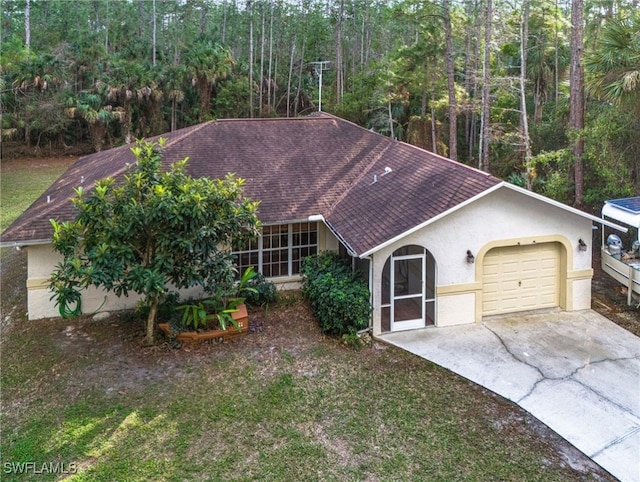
[602, 201, 640, 242]
[0, 238, 52, 249]
[503, 183, 627, 231]
[602, 201, 640, 229]
[359, 182, 627, 258]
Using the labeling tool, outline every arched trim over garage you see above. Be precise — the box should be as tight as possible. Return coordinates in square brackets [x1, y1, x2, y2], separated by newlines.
[474, 235, 576, 320]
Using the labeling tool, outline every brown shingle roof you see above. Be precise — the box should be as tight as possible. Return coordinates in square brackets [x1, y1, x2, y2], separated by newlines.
[1, 113, 501, 255]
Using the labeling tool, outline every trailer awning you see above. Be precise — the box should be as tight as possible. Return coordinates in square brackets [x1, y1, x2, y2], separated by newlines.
[603, 197, 640, 241]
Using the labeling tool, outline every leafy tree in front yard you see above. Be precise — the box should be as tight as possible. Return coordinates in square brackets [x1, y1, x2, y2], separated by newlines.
[49, 138, 260, 345]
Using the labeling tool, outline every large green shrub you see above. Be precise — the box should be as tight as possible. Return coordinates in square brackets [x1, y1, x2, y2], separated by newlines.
[49, 139, 261, 345]
[243, 271, 277, 307]
[300, 252, 371, 336]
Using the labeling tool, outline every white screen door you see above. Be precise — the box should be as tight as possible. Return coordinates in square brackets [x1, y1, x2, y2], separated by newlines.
[391, 254, 425, 331]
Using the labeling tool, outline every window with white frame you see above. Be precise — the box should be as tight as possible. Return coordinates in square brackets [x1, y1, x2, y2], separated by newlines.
[233, 222, 318, 278]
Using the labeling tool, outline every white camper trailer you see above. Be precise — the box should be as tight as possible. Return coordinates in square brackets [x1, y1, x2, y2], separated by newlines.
[601, 197, 640, 306]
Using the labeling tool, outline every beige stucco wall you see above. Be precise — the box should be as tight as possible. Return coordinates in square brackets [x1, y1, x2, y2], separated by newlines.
[369, 187, 594, 335]
[27, 244, 206, 320]
[25, 222, 339, 320]
[24, 194, 594, 328]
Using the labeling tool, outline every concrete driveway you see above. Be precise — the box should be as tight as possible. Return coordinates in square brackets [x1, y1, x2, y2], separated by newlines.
[380, 310, 640, 482]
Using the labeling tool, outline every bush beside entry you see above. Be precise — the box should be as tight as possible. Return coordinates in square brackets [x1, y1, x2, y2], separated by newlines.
[49, 138, 261, 345]
[300, 252, 372, 336]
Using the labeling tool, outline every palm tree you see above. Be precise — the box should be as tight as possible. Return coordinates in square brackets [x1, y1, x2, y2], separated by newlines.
[586, 12, 640, 195]
[586, 12, 640, 112]
[66, 88, 120, 152]
[104, 59, 160, 143]
[7, 49, 67, 146]
[163, 64, 186, 132]
[184, 42, 235, 121]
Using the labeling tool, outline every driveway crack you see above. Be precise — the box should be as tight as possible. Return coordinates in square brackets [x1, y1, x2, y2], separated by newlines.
[484, 324, 640, 413]
[589, 425, 640, 459]
[482, 324, 547, 402]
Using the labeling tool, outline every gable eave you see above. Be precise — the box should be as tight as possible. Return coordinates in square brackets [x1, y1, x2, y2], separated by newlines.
[502, 183, 628, 232]
[0, 238, 52, 249]
[357, 183, 505, 258]
[358, 182, 628, 258]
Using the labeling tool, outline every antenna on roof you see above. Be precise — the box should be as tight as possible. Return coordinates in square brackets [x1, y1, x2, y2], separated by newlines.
[309, 61, 331, 112]
[370, 174, 378, 185]
[382, 167, 392, 176]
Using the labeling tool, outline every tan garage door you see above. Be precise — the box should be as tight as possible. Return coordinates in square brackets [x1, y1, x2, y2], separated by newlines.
[482, 243, 560, 316]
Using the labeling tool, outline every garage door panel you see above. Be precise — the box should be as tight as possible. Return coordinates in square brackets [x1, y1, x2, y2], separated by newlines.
[501, 283, 522, 293]
[482, 243, 560, 316]
[521, 259, 539, 270]
[540, 275, 556, 286]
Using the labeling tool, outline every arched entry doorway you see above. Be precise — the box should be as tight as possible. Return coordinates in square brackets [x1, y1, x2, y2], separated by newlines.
[381, 245, 436, 332]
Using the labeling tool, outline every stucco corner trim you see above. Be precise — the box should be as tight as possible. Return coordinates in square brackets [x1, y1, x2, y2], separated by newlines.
[437, 282, 482, 296]
[26, 278, 50, 290]
[567, 268, 594, 280]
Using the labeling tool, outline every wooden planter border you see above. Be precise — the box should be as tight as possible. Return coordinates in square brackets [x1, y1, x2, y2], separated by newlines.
[158, 303, 249, 343]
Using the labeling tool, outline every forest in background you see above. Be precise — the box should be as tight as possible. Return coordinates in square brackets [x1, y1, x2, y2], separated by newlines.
[1, 0, 638, 211]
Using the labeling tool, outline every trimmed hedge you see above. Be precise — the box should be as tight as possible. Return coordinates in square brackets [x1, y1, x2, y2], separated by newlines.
[300, 252, 371, 336]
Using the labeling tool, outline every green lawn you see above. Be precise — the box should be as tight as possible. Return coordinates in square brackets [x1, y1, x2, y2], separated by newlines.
[0, 306, 612, 482]
[0, 156, 613, 481]
[1, 157, 76, 232]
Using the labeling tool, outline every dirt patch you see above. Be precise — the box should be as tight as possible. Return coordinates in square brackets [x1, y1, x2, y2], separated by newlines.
[591, 243, 640, 337]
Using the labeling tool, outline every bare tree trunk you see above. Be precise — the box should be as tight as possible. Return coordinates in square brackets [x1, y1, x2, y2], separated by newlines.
[287, 40, 295, 117]
[248, 0, 254, 118]
[431, 90, 438, 154]
[533, 78, 543, 124]
[145, 297, 159, 346]
[259, 5, 265, 115]
[479, 0, 492, 172]
[569, 0, 584, 207]
[25, 0, 31, 48]
[137, 0, 143, 37]
[554, 0, 559, 106]
[105, 0, 110, 53]
[171, 98, 177, 132]
[443, 0, 457, 161]
[388, 102, 394, 139]
[152, 0, 157, 66]
[222, 0, 228, 44]
[336, 0, 345, 105]
[468, 0, 481, 163]
[295, 38, 306, 116]
[520, 0, 533, 190]
[360, 7, 366, 69]
[267, 0, 274, 114]
[272, 55, 278, 109]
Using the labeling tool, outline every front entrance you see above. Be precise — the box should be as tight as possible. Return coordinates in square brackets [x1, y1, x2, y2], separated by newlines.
[382, 245, 436, 332]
